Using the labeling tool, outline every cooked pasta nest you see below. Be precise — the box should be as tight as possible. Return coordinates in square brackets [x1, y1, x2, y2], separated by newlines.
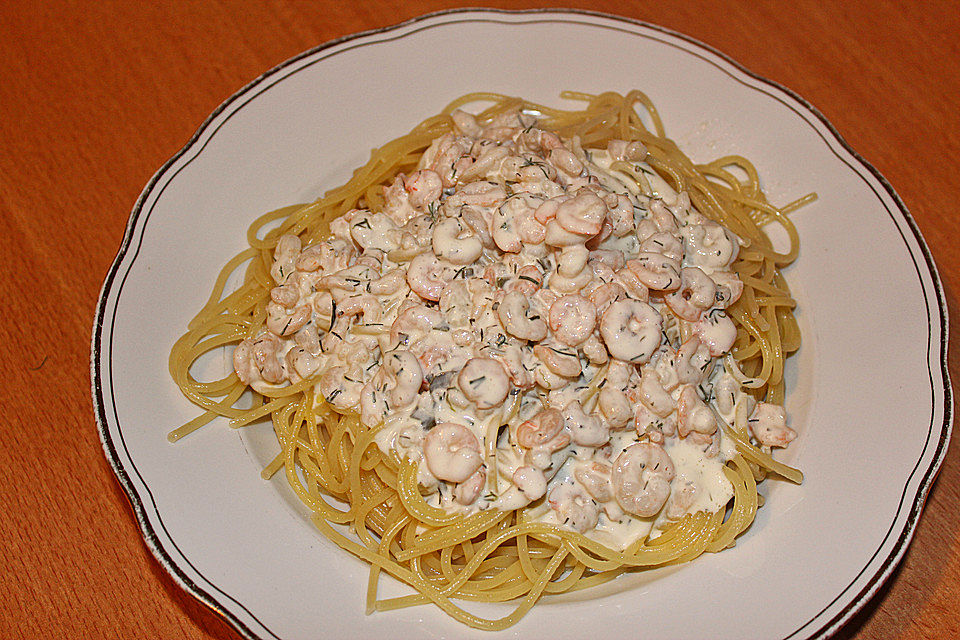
[169, 90, 806, 630]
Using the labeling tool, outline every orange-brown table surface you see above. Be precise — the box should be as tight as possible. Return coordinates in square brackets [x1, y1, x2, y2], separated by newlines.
[2, 1, 958, 638]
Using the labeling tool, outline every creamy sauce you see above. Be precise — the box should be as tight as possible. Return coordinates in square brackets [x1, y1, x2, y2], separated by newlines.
[231, 107, 797, 550]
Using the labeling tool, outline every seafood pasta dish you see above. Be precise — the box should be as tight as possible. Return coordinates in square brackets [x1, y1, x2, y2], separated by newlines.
[170, 91, 807, 630]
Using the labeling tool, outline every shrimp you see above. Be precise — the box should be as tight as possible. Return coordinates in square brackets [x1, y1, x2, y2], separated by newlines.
[557, 244, 590, 278]
[460, 144, 509, 182]
[368, 268, 408, 296]
[555, 190, 605, 236]
[689, 431, 720, 458]
[544, 219, 589, 247]
[400, 214, 435, 247]
[336, 294, 383, 324]
[534, 196, 563, 225]
[497, 291, 548, 341]
[625, 253, 681, 292]
[453, 467, 486, 506]
[270, 283, 299, 308]
[532, 344, 582, 379]
[457, 357, 511, 409]
[446, 180, 506, 208]
[548, 265, 593, 294]
[581, 333, 609, 366]
[634, 403, 677, 443]
[319, 365, 364, 412]
[613, 265, 650, 301]
[328, 214, 353, 242]
[682, 220, 739, 270]
[692, 309, 738, 357]
[406, 253, 450, 302]
[606, 139, 646, 162]
[390, 304, 443, 348]
[287, 271, 323, 302]
[588, 249, 625, 271]
[549, 147, 585, 178]
[538, 130, 564, 151]
[505, 265, 544, 296]
[265, 301, 312, 337]
[706, 275, 741, 314]
[359, 380, 387, 427]
[233, 333, 284, 389]
[460, 205, 495, 249]
[665, 480, 698, 520]
[481, 125, 519, 143]
[432, 216, 483, 265]
[492, 197, 526, 253]
[610, 442, 675, 517]
[319, 315, 350, 353]
[588, 282, 626, 316]
[509, 155, 559, 183]
[664, 267, 717, 322]
[640, 231, 683, 262]
[494, 344, 536, 390]
[534, 364, 570, 391]
[413, 342, 452, 377]
[293, 324, 322, 354]
[599, 299, 662, 364]
[648, 198, 680, 233]
[382, 350, 424, 408]
[574, 461, 614, 503]
[598, 387, 632, 430]
[635, 218, 658, 243]
[381, 175, 417, 225]
[284, 346, 322, 382]
[533, 287, 560, 314]
[349, 211, 401, 253]
[748, 403, 797, 448]
[425, 133, 474, 188]
[638, 367, 677, 417]
[270, 234, 301, 284]
[606, 358, 636, 389]
[562, 400, 609, 447]
[677, 385, 718, 438]
[652, 346, 680, 392]
[404, 169, 443, 210]
[450, 109, 482, 137]
[548, 483, 599, 533]
[422, 422, 483, 483]
[675, 336, 713, 385]
[294, 244, 324, 273]
[548, 295, 597, 346]
[512, 465, 548, 501]
[515, 204, 547, 244]
[584, 208, 613, 245]
[437, 279, 473, 325]
[713, 372, 739, 415]
[607, 193, 636, 237]
[321, 264, 378, 295]
[515, 408, 569, 462]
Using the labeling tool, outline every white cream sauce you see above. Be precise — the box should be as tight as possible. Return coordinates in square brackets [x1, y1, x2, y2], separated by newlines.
[231, 107, 795, 549]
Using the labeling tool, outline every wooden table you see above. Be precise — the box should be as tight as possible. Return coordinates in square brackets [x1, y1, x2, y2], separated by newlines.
[2, 1, 957, 638]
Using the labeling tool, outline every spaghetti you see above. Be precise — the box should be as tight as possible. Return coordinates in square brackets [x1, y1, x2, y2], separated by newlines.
[169, 91, 806, 630]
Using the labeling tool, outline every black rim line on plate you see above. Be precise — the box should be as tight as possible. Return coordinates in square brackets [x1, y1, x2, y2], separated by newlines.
[89, 8, 952, 640]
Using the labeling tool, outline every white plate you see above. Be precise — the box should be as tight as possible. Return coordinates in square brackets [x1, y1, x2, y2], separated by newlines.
[92, 9, 951, 640]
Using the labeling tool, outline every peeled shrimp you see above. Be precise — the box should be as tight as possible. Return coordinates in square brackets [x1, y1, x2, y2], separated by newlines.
[748, 403, 797, 448]
[457, 357, 511, 409]
[548, 295, 597, 347]
[423, 422, 483, 483]
[599, 299, 662, 364]
[611, 442, 675, 517]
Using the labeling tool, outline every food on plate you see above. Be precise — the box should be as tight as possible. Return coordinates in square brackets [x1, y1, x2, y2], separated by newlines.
[170, 91, 809, 629]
